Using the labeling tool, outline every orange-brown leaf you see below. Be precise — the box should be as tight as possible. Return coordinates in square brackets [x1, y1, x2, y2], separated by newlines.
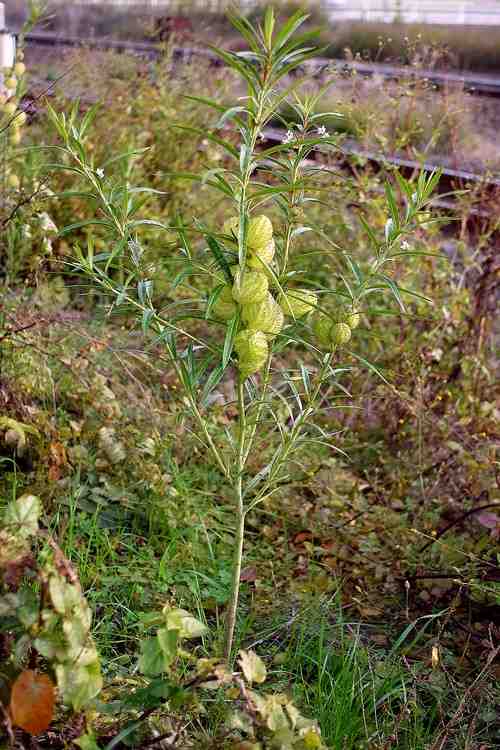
[10, 670, 55, 735]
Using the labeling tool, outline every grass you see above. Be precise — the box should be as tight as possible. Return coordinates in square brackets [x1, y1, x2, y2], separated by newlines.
[1, 280, 499, 746]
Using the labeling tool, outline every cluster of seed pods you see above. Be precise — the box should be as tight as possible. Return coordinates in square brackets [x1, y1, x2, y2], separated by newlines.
[1, 52, 26, 189]
[211, 215, 362, 377]
[212, 215, 318, 379]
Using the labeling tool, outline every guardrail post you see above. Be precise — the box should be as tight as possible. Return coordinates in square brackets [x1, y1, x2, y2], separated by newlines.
[0, 2, 16, 78]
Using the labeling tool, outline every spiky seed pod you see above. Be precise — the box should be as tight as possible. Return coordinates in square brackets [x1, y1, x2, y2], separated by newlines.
[212, 285, 237, 321]
[247, 238, 275, 270]
[14, 63, 26, 77]
[242, 292, 284, 339]
[346, 307, 360, 329]
[265, 304, 284, 340]
[232, 269, 268, 305]
[247, 215, 273, 252]
[222, 215, 273, 254]
[312, 313, 332, 347]
[331, 304, 360, 330]
[234, 329, 268, 379]
[279, 289, 318, 317]
[330, 322, 352, 346]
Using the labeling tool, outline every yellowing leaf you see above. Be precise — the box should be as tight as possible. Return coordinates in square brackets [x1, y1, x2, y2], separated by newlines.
[56, 658, 102, 711]
[238, 650, 267, 685]
[5, 495, 40, 536]
[163, 607, 208, 639]
[10, 670, 55, 735]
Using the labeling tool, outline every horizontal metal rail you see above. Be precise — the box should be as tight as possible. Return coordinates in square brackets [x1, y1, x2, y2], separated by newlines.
[24, 31, 500, 96]
[22, 32, 500, 194]
[263, 127, 500, 188]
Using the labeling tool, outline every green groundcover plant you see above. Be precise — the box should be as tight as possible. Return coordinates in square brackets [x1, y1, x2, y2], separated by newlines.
[46, 8, 439, 662]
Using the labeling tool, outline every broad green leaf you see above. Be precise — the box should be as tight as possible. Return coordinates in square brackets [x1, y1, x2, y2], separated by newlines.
[157, 627, 179, 667]
[138, 637, 168, 676]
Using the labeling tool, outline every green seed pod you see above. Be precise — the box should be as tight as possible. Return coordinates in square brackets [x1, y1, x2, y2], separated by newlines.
[331, 304, 360, 330]
[242, 292, 284, 338]
[212, 285, 237, 321]
[14, 63, 26, 77]
[16, 111, 26, 126]
[330, 322, 352, 346]
[247, 238, 275, 270]
[279, 288, 318, 317]
[266, 304, 284, 340]
[234, 329, 268, 379]
[4, 77, 17, 90]
[223, 215, 273, 254]
[312, 313, 332, 347]
[346, 307, 360, 329]
[232, 269, 268, 305]
[4, 102, 17, 116]
[247, 215, 273, 252]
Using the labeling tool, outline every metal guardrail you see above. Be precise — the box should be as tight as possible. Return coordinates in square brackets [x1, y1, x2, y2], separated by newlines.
[321, 0, 500, 24]
[30, 0, 500, 24]
[24, 31, 500, 97]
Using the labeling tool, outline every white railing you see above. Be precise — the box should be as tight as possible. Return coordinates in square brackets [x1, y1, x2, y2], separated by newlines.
[322, 1, 500, 25]
[29, 1, 500, 26]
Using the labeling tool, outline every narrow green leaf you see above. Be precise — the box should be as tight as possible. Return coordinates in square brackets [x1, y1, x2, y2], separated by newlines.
[222, 313, 240, 369]
[206, 236, 233, 285]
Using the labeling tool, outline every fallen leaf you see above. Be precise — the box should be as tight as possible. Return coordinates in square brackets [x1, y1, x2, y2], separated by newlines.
[10, 670, 55, 734]
[240, 566, 257, 582]
[292, 531, 313, 546]
[48, 441, 67, 481]
[238, 650, 267, 685]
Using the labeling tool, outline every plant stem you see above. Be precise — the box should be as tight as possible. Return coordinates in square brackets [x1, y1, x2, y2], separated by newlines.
[224, 477, 245, 662]
[224, 378, 247, 661]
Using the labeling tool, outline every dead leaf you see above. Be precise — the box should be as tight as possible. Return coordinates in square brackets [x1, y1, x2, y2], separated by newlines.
[48, 442, 67, 481]
[238, 650, 267, 685]
[240, 566, 257, 582]
[10, 670, 55, 734]
[292, 531, 313, 546]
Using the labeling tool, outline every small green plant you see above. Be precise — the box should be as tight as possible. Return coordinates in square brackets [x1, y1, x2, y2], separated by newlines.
[46, 8, 439, 669]
[0, 493, 102, 734]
